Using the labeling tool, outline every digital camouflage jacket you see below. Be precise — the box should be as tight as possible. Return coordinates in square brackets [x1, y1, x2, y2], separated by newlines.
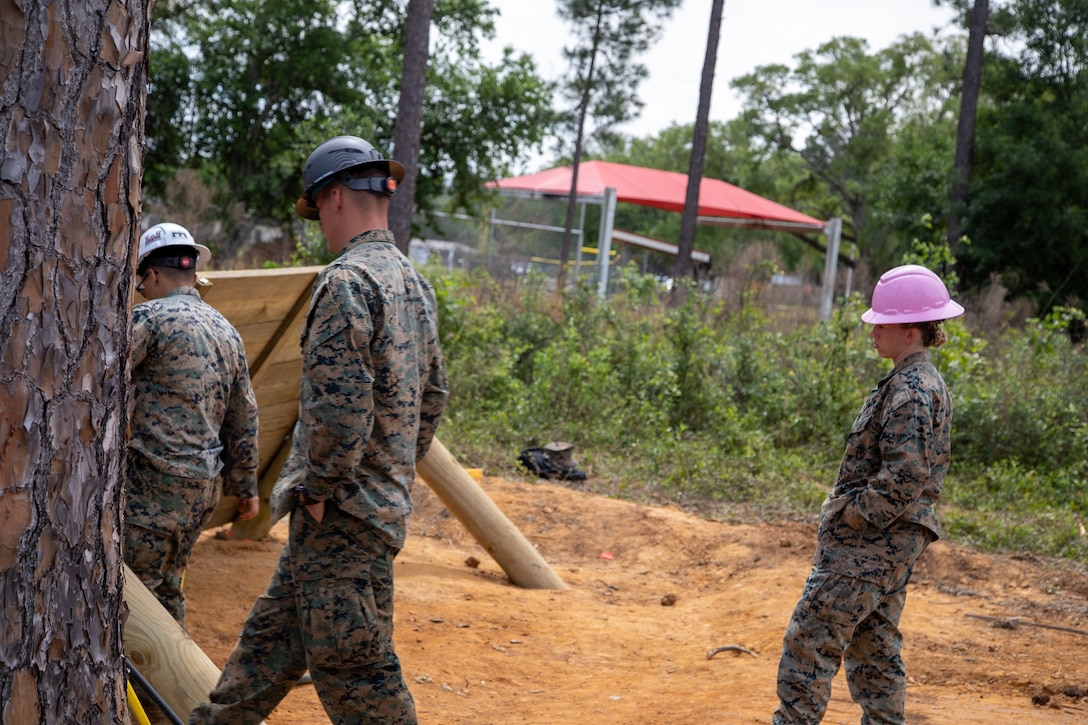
[271, 230, 449, 549]
[130, 286, 259, 498]
[829, 350, 951, 539]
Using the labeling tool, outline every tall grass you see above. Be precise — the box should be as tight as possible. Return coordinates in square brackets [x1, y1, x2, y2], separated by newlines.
[429, 264, 1088, 562]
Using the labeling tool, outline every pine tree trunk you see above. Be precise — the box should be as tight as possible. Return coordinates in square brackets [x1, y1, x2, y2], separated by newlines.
[949, 0, 988, 254]
[390, 0, 434, 255]
[674, 0, 724, 286]
[0, 0, 149, 722]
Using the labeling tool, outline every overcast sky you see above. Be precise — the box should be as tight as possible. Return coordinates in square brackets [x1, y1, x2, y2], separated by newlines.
[482, 0, 960, 162]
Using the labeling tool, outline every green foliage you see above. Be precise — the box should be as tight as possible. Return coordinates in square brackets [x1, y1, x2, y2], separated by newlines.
[434, 266, 878, 503]
[420, 48, 558, 215]
[175, 0, 380, 220]
[871, 121, 958, 269]
[941, 502, 1088, 560]
[951, 308, 1088, 477]
[145, 0, 556, 230]
[898, 214, 966, 292]
[432, 267, 1088, 562]
[255, 221, 337, 268]
[143, 37, 195, 199]
[556, 0, 681, 153]
[731, 33, 963, 271]
[963, 0, 1088, 313]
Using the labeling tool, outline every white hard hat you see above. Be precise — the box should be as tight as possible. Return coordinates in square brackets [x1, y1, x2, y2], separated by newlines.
[137, 223, 212, 270]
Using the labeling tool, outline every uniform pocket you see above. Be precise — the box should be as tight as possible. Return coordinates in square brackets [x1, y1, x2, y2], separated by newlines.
[798, 569, 882, 627]
[304, 578, 394, 668]
[848, 407, 874, 436]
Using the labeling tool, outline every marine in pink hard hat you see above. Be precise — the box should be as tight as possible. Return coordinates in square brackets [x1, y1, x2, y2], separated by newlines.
[861, 264, 965, 325]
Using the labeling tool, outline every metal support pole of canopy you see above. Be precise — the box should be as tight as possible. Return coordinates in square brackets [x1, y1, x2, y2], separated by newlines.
[596, 187, 617, 298]
[819, 217, 843, 321]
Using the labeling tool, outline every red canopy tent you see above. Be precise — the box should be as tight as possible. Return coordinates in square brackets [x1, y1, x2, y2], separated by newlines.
[490, 160, 826, 232]
[488, 161, 840, 309]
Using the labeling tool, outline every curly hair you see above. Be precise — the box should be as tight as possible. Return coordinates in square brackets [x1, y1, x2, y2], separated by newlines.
[910, 320, 947, 348]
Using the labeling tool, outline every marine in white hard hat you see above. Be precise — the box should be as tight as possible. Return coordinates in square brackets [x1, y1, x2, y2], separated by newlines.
[136, 223, 212, 295]
[137, 222, 212, 273]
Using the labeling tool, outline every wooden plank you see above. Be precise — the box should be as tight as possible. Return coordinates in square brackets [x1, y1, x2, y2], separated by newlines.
[196, 268, 315, 535]
[203, 496, 239, 531]
[255, 399, 300, 442]
[249, 295, 310, 382]
[252, 369, 300, 409]
[204, 294, 307, 327]
[227, 432, 294, 541]
[230, 321, 282, 365]
[200, 272, 316, 325]
[201, 266, 324, 282]
[200, 266, 320, 296]
[254, 324, 306, 369]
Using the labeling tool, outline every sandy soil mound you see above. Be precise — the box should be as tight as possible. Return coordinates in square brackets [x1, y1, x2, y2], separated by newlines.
[185, 476, 1088, 724]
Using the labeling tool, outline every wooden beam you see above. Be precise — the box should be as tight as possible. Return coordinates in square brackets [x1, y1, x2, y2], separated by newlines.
[122, 564, 223, 722]
[246, 277, 313, 383]
[416, 437, 567, 590]
[197, 268, 311, 535]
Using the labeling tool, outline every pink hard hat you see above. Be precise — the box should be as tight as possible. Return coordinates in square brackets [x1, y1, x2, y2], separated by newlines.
[861, 264, 965, 324]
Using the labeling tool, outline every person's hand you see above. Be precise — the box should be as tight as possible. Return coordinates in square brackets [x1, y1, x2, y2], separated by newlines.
[304, 500, 326, 524]
[842, 502, 867, 530]
[236, 496, 260, 521]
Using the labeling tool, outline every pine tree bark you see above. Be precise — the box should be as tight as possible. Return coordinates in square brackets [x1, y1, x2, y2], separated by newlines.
[0, 0, 149, 721]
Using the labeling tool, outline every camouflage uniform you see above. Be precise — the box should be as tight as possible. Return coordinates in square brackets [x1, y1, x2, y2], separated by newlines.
[126, 286, 259, 626]
[774, 351, 950, 725]
[191, 230, 448, 725]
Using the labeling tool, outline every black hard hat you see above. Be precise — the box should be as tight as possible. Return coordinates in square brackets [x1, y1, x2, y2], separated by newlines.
[295, 136, 405, 219]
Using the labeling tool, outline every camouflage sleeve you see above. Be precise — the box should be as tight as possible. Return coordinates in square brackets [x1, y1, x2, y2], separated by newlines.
[416, 350, 449, 461]
[414, 280, 448, 460]
[130, 304, 154, 367]
[296, 271, 375, 501]
[855, 390, 935, 529]
[219, 345, 260, 499]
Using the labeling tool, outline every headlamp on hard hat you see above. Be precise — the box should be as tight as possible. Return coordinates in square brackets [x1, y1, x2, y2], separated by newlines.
[137, 250, 198, 276]
[339, 170, 398, 197]
[137, 222, 211, 273]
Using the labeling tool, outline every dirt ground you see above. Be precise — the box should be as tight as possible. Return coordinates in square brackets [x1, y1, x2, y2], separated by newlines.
[185, 476, 1088, 724]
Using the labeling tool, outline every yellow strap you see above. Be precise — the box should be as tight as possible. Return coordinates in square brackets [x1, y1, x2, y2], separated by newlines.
[127, 680, 152, 725]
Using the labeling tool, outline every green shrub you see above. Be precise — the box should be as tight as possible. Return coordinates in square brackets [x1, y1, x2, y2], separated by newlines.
[427, 267, 1088, 562]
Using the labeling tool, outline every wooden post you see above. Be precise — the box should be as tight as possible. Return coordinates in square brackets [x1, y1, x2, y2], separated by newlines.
[416, 437, 567, 590]
[121, 564, 226, 722]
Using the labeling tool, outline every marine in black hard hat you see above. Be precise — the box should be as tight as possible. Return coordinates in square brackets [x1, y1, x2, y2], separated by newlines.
[294, 135, 405, 220]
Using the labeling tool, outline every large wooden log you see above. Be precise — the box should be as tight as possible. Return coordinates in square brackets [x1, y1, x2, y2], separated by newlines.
[121, 563, 223, 721]
[416, 437, 567, 590]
